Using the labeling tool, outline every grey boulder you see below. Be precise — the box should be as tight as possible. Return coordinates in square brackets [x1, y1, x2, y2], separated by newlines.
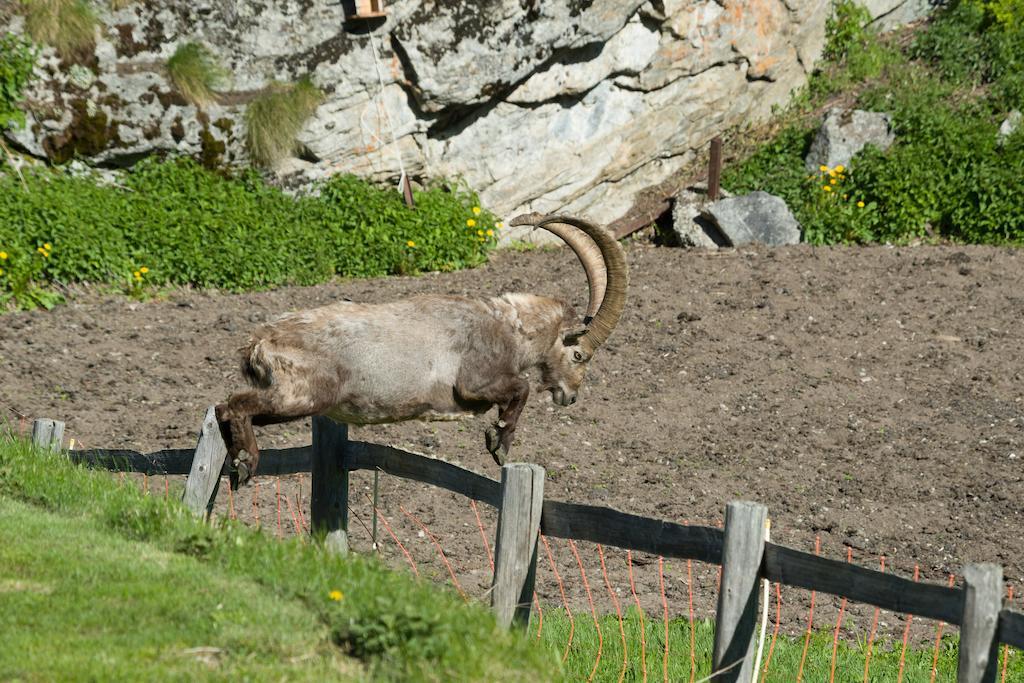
[667, 185, 730, 249]
[805, 109, 895, 172]
[998, 110, 1021, 144]
[701, 192, 800, 247]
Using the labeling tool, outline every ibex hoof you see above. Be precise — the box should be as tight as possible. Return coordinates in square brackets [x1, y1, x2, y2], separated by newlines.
[485, 426, 509, 466]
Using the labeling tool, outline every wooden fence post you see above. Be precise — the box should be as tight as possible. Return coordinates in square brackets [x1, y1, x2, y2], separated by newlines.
[491, 463, 545, 630]
[311, 416, 349, 555]
[712, 500, 768, 683]
[31, 419, 65, 452]
[182, 406, 228, 517]
[958, 563, 1003, 683]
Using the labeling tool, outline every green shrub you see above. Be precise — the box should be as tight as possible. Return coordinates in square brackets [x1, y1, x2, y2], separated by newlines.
[0, 158, 500, 309]
[165, 42, 225, 109]
[968, 0, 1024, 27]
[244, 78, 324, 167]
[912, 0, 1024, 109]
[21, 0, 96, 63]
[723, 0, 1024, 245]
[823, 0, 876, 61]
[808, 0, 903, 101]
[0, 33, 36, 132]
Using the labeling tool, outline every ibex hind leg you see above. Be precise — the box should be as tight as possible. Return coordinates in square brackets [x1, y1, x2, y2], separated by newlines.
[218, 384, 340, 489]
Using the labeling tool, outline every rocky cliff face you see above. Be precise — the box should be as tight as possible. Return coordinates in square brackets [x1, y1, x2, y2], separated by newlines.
[3, 0, 929, 239]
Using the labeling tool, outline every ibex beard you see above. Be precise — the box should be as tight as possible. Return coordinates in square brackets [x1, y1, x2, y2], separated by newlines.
[216, 213, 628, 489]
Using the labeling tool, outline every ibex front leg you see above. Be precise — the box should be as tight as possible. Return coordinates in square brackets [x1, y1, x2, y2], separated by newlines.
[456, 373, 530, 466]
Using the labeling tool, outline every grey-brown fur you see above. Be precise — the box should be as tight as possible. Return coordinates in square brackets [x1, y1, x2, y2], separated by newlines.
[216, 214, 627, 488]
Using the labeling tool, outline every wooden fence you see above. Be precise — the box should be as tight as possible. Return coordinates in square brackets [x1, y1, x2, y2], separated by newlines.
[31, 410, 1024, 683]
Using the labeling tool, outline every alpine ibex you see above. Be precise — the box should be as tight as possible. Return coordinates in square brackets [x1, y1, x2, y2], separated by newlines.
[216, 213, 628, 488]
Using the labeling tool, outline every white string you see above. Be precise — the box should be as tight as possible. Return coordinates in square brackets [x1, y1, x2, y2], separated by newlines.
[365, 30, 407, 193]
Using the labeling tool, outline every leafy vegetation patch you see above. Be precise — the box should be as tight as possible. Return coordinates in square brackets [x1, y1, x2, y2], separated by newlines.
[0, 158, 500, 310]
[0, 33, 36, 133]
[722, 0, 1024, 245]
[0, 435, 556, 681]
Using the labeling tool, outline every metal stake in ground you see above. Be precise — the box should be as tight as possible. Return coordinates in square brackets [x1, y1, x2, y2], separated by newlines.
[372, 468, 380, 549]
[708, 136, 723, 201]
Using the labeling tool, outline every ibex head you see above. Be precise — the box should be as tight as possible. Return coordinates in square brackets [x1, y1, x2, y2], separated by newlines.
[510, 213, 629, 408]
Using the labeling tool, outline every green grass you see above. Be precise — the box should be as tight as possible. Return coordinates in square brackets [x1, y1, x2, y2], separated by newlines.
[21, 0, 96, 63]
[0, 435, 557, 681]
[166, 42, 226, 109]
[535, 609, 1022, 682]
[4, 439, 1023, 681]
[245, 79, 324, 167]
[0, 496, 360, 680]
[721, 0, 1024, 245]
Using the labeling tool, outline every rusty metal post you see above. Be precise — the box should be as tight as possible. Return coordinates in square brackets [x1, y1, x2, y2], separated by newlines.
[402, 173, 415, 208]
[708, 136, 723, 201]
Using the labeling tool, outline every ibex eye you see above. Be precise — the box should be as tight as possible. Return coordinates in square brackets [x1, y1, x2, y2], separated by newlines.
[573, 351, 584, 362]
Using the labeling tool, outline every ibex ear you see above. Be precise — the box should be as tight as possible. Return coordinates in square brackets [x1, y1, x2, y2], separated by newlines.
[562, 330, 586, 347]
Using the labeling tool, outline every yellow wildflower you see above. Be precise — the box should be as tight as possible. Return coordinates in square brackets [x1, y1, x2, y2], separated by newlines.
[822, 185, 832, 192]
[857, 201, 865, 208]
[830, 177, 838, 185]
[139, 266, 149, 274]
[466, 218, 476, 228]
[0, 251, 7, 260]
[133, 271, 141, 280]
[496, 222, 503, 229]
[43, 243, 52, 250]
[472, 206, 481, 215]
[406, 240, 416, 248]
[476, 229, 484, 236]
[819, 165, 829, 173]
[835, 165, 845, 173]
[486, 229, 494, 237]
[328, 590, 344, 601]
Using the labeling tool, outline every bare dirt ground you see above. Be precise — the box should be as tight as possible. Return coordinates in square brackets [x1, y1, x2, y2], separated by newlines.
[3, 242, 1022, 643]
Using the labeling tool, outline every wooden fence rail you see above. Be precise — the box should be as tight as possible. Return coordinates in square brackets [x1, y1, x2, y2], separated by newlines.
[32, 413, 1024, 680]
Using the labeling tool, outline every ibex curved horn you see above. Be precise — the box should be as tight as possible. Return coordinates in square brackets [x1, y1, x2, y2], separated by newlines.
[510, 213, 628, 354]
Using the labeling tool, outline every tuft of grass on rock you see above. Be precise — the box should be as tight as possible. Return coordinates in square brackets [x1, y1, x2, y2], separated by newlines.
[166, 42, 226, 109]
[21, 0, 96, 63]
[244, 78, 324, 168]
